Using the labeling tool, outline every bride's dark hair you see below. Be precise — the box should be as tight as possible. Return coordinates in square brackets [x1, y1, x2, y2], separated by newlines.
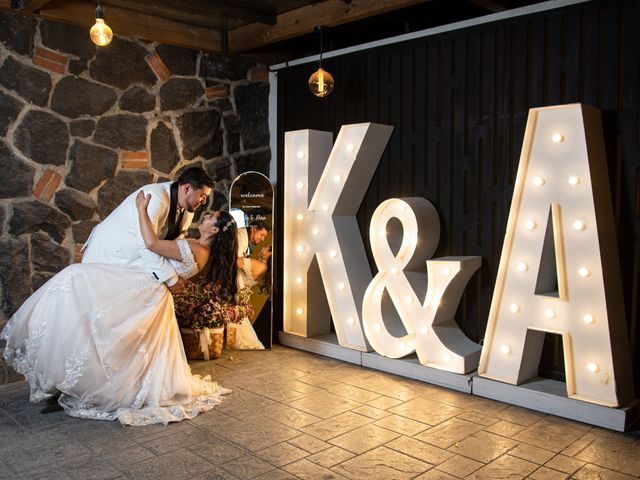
[204, 210, 238, 302]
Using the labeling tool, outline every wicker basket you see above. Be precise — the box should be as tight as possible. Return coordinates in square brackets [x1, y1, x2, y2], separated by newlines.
[180, 327, 224, 360]
[226, 323, 238, 349]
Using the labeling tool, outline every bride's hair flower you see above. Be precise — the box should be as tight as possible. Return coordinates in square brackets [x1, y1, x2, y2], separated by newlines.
[222, 219, 235, 232]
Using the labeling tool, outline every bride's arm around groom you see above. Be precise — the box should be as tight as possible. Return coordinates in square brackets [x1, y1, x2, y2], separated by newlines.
[81, 168, 213, 290]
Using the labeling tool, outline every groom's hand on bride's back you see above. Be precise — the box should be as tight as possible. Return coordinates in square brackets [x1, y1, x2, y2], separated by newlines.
[168, 278, 185, 293]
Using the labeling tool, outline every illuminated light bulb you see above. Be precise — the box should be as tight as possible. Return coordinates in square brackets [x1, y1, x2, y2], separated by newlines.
[390, 267, 399, 275]
[578, 267, 591, 277]
[432, 299, 441, 308]
[312, 227, 320, 236]
[517, 262, 529, 272]
[587, 362, 599, 373]
[376, 288, 384, 298]
[443, 353, 451, 363]
[510, 303, 521, 313]
[568, 176, 580, 186]
[295, 276, 303, 284]
[378, 229, 386, 237]
[583, 313, 594, 324]
[296, 244, 304, 253]
[441, 268, 451, 276]
[296, 151, 305, 159]
[398, 203, 406, 212]
[338, 282, 345, 290]
[296, 181, 304, 190]
[373, 324, 381, 332]
[346, 143, 355, 151]
[500, 344, 512, 354]
[308, 67, 334, 97]
[329, 249, 337, 258]
[347, 317, 355, 325]
[89, 4, 113, 47]
[296, 307, 304, 315]
[419, 326, 428, 335]
[296, 213, 304, 221]
[405, 296, 413, 304]
[400, 342, 406, 350]
[545, 308, 556, 318]
[525, 220, 537, 230]
[322, 204, 329, 211]
[334, 174, 341, 183]
[573, 220, 586, 231]
[551, 133, 564, 143]
[533, 176, 545, 186]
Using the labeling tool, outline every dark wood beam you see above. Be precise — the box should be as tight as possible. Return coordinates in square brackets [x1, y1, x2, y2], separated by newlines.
[19, 0, 54, 12]
[0, 0, 223, 53]
[469, 0, 507, 13]
[228, 0, 430, 54]
[207, 0, 277, 26]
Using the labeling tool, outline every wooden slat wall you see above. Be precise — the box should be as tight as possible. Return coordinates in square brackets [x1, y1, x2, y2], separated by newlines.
[275, 0, 640, 392]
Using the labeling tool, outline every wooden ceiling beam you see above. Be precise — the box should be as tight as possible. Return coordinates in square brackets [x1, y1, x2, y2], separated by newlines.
[0, 0, 223, 53]
[208, 0, 277, 26]
[17, 0, 54, 13]
[468, 0, 507, 13]
[227, 0, 431, 54]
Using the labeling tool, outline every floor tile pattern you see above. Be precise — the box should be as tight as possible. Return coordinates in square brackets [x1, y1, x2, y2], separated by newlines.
[0, 345, 639, 479]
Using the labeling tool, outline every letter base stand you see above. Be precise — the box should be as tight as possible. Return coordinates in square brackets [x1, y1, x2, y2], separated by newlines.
[279, 331, 473, 393]
[472, 376, 639, 432]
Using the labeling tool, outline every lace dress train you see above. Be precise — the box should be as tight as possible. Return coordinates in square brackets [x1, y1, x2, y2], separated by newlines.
[1, 240, 229, 426]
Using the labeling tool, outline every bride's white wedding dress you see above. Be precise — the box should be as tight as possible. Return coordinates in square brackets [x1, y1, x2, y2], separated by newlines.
[1, 240, 230, 426]
[231, 258, 265, 350]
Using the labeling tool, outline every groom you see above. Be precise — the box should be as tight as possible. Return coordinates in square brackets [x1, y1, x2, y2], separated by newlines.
[82, 167, 214, 292]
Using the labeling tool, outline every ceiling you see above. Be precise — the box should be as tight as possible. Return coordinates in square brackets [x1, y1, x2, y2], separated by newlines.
[1, 0, 548, 64]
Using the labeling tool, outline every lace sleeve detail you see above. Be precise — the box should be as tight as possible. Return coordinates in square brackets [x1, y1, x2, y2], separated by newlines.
[168, 240, 199, 280]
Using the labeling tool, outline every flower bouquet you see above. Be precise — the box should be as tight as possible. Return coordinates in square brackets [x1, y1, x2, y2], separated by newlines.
[173, 282, 253, 360]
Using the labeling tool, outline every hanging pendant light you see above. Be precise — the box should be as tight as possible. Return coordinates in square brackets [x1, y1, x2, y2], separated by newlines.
[308, 26, 334, 97]
[89, 1, 113, 47]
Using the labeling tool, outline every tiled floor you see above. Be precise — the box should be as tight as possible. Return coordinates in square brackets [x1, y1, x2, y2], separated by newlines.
[0, 345, 639, 479]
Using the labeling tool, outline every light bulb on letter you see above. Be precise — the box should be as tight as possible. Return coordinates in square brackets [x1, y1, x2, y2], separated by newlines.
[338, 282, 345, 290]
[578, 267, 591, 277]
[296, 307, 304, 315]
[573, 220, 585, 231]
[517, 262, 529, 272]
[568, 176, 580, 186]
[295, 276, 303, 284]
[552, 133, 564, 143]
[583, 313, 594, 324]
[510, 303, 521, 313]
[533, 176, 545, 186]
[587, 362, 599, 373]
[545, 308, 556, 318]
[525, 220, 537, 230]
[500, 344, 512, 354]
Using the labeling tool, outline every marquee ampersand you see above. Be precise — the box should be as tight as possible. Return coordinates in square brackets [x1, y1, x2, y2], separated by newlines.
[362, 198, 483, 374]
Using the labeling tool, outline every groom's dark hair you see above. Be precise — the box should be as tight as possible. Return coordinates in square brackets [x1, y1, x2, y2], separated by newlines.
[177, 167, 214, 189]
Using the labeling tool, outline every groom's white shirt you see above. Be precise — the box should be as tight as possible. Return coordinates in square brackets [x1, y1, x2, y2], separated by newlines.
[82, 182, 194, 286]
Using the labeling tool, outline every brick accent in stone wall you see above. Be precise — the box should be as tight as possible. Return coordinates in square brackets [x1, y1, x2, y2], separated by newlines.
[121, 151, 149, 169]
[32, 169, 62, 201]
[33, 46, 67, 74]
[0, 11, 271, 324]
[147, 52, 171, 81]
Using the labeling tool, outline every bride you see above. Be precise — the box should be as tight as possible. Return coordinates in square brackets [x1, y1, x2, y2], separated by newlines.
[1, 191, 238, 426]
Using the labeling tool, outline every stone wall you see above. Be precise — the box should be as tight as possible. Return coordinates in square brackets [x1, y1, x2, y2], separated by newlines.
[0, 11, 271, 332]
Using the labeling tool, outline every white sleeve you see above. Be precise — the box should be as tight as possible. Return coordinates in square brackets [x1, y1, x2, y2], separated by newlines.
[134, 191, 179, 286]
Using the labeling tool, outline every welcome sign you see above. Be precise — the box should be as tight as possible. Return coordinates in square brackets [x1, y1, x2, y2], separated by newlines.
[282, 104, 634, 422]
